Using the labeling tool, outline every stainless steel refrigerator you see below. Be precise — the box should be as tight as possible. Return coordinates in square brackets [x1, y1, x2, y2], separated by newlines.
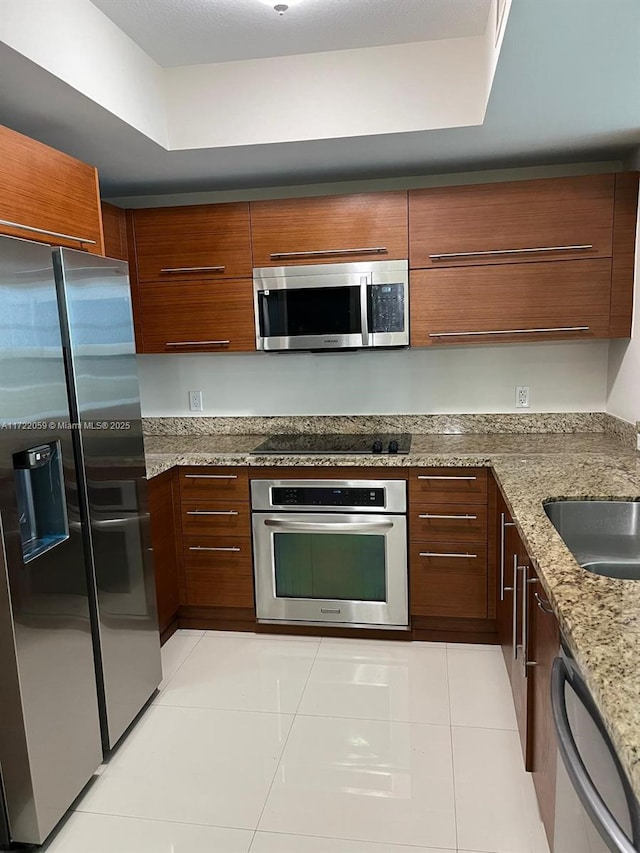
[0, 236, 161, 846]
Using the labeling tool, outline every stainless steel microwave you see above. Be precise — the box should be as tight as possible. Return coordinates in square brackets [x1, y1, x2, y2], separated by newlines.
[253, 259, 409, 352]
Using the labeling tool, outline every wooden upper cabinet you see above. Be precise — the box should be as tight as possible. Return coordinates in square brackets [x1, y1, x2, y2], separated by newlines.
[137, 278, 256, 353]
[409, 174, 615, 269]
[410, 258, 612, 346]
[101, 202, 128, 260]
[0, 124, 104, 254]
[131, 203, 252, 282]
[250, 192, 408, 267]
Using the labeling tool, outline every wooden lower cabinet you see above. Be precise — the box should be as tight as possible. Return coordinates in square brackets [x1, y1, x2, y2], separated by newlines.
[148, 470, 180, 642]
[494, 481, 561, 846]
[410, 544, 487, 618]
[183, 538, 254, 608]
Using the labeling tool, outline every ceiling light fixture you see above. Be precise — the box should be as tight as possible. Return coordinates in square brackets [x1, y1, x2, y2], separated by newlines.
[274, 4, 289, 14]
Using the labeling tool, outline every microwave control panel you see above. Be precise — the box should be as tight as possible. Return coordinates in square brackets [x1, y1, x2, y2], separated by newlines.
[368, 283, 405, 333]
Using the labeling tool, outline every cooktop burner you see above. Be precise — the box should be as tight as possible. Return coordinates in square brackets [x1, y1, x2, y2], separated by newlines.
[251, 433, 411, 455]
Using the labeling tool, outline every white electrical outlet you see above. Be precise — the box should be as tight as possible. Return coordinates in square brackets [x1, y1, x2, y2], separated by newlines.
[515, 385, 530, 408]
[189, 390, 203, 412]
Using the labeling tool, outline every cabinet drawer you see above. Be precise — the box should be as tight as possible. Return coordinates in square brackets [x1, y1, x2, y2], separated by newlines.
[410, 469, 487, 504]
[410, 543, 487, 619]
[410, 259, 612, 347]
[132, 203, 252, 282]
[179, 468, 249, 500]
[410, 503, 487, 543]
[250, 192, 408, 267]
[181, 501, 250, 536]
[184, 538, 254, 608]
[409, 175, 614, 270]
[138, 278, 255, 353]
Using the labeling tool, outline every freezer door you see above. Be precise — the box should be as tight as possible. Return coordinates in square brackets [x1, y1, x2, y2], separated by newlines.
[0, 236, 102, 844]
[53, 248, 161, 750]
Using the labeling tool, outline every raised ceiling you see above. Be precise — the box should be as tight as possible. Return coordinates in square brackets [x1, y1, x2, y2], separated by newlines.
[89, 0, 491, 66]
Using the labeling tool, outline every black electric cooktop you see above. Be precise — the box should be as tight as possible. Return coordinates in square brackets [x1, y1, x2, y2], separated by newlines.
[251, 433, 411, 455]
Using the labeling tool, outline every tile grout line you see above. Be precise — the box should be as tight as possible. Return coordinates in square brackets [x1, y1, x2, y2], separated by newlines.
[445, 645, 460, 853]
[248, 638, 323, 850]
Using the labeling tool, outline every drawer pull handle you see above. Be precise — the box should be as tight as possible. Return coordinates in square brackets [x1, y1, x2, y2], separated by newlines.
[189, 546, 241, 552]
[417, 475, 477, 481]
[186, 510, 239, 516]
[184, 474, 238, 479]
[165, 340, 230, 347]
[160, 266, 225, 273]
[429, 326, 590, 339]
[428, 244, 593, 260]
[270, 247, 387, 260]
[419, 552, 477, 559]
[0, 218, 97, 245]
[418, 513, 477, 520]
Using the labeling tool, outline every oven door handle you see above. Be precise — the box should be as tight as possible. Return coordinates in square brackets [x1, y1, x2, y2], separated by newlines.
[263, 519, 394, 533]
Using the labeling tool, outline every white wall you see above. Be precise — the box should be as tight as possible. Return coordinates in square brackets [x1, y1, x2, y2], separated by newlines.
[164, 36, 488, 150]
[138, 342, 609, 417]
[606, 151, 640, 425]
[0, 0, 167, 146]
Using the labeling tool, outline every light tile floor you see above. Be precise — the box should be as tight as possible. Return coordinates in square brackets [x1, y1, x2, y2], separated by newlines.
[43, 630, 550, 853]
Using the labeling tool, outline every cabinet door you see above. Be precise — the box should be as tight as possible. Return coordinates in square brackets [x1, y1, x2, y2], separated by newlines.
[512, 535, 533, 769]
[250, 192, 408, 267]
[132, 203, 252, 282]
[410, 544, 487, 618]
[137, 278, 256, 353]
[496, 492, 516, 667]
[530, 579, 560, 850]
[410, 258, 612, 346]
[148, 470, 179, 640]
[101, 202, 128, 260]
[409, 174, 614, 269]
[0, 124, 104, 254]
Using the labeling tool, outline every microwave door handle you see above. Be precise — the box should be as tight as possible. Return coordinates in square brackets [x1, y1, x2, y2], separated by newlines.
[264, 519, 393, 533]
[360, 277, 369, 347]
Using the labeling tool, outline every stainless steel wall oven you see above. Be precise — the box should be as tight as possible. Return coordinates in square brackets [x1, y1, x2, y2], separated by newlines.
[251, 479, 408, 628]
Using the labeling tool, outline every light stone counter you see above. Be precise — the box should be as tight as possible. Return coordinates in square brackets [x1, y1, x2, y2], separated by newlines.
[143, 427, 640, 801]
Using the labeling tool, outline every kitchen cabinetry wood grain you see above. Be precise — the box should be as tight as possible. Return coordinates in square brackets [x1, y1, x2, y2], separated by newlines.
[610, 172, 640, 337]
[0, 123, 104, 254]
[131, 203, 252, 282]
[250, 192, 408, 267]
[136, 278, 255, 353]
[410, 258, 612, 346]
[530, 579, 560, 850]
[101, 202, 128, 260]
[148, 470, 180, 643]
[409, 468, 489, 624]
[409, 174, 615, 270]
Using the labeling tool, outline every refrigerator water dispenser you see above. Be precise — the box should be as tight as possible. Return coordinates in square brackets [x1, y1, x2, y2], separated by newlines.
[13, 441, 69, 563]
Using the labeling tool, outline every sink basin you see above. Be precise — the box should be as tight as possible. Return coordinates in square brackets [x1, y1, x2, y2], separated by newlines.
[544, 500, 640, 580]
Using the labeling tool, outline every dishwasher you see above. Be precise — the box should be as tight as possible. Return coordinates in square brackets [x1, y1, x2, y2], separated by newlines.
[551, 645, 640, 852]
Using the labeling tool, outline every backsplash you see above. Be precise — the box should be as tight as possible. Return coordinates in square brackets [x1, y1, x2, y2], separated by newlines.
[143, 412, 637, 447]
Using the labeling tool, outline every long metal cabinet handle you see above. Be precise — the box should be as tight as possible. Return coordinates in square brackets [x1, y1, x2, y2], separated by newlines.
[429, 326, 590, 339]
[417, 475, 477, 481]
[512, 556, 521, 661]
[419, 513, 477, 520]
[428, 244, 593, 260]
[551, 657, 639, 853]
[535, 591, 554, 614]
[186, 510, 239, 516]
[500, 512, 516, 600]
[523, 567, 537, 673]
[184, 474, 238, 479]
[188, 546, 241, 552]
[264, 519, 393, 533]
[270, 247, 387, 260]
[165, 340, 231, 347]
[0, 218, 98, 245]
[160, 266, 225, 273]
[419, 552, 477, 559]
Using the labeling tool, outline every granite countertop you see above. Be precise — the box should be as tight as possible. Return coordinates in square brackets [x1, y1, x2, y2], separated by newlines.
[143, 428, 640, 801]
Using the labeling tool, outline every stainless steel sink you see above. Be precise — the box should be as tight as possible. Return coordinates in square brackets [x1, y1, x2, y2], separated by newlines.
[544, 500, 640, 580]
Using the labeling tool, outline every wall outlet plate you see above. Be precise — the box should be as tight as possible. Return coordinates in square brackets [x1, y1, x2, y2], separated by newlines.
[189, 390, 203, 412]
[516, 385, 530, 408]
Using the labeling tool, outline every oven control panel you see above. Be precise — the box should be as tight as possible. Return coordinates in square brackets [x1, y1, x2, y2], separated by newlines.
[271, 486, 385, 508]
